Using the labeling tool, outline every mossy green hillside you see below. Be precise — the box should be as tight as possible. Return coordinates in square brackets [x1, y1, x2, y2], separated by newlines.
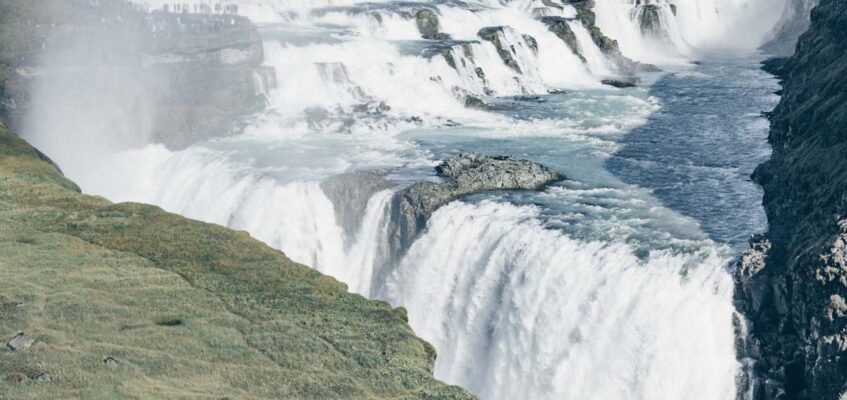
[0, 124, 474, 399]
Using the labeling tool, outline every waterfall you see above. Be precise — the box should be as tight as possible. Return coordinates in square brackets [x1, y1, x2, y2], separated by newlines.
[569, 20, 615, 76]
[594, 0, 788, 62]
[378, 201, 738, 400]
[21, 0, 792, 399]
[338, 189, 395, 295]
[79, 141, 742, 400]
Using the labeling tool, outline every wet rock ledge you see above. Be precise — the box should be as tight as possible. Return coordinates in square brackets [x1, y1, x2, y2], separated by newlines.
[322, 153, 562, 259]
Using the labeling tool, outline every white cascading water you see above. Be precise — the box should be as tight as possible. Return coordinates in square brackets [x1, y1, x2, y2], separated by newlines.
[594, 0, 787, 62]
[381, 201, 738, 400]
[23, 0, 792, 398]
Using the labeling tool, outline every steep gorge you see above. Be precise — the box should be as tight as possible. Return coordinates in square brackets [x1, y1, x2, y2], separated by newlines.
[3, 0, 839, 399]
[735, 0, 847, 398]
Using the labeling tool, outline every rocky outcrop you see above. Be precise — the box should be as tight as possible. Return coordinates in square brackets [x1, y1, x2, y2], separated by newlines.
[0, 0, 272, 150]
[478, 26, 523, 73]
[416, 9, 451, 40]
[635, 4, 672, 43]
[320, 171, 394, 240]
[384, 153, 562, 260]
[569, 0, 660, 74]
[601, 77, 640, 88]
[761, 0, 819, 56]
[6, 332, 34, 351]
[734, 0, 847, 398]
[319, 154, 561, 262]
[464, 94, 487, 109]
[540, 16, 586, 63]
[420, 41, 475, 70]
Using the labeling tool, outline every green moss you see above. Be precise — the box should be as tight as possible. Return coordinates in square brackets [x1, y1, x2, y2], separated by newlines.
[0, 125, 474, 399]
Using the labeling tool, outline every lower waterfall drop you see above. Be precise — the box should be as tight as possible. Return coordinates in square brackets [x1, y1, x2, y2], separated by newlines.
[381, 201, 739, 400]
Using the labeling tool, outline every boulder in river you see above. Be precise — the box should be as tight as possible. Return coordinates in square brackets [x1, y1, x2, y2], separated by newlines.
[319, 153, 561, 270]
[601, 77, 641, 88]
[464, 95, 487, 109]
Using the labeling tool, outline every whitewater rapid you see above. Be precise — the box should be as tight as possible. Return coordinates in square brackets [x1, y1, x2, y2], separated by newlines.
[22, 0, 789, 399]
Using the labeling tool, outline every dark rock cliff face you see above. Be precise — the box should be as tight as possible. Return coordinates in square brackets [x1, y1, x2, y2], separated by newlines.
[0, 0, 272, 150]
[761, 0, 820, 57]
[735, 0, 847, 398]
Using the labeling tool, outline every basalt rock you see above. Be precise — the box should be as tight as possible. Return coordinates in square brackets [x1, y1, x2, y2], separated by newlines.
[569, 0, 660, 74]
[464, 95, 487, 109]
[385, 153, 562, 260]
[540, 16, 586, 63]
[478, 26, 522, 73]
[415, 9, 452, 40]
[570, 0, 616, 52]
[415, 9, 439, 37]
[320, 171, 394, 240]
[419, 41, 477, 72]
[6, 332, 34, 351]
[601, 77, 640, 88]
[522, 34, 539, 54]
[734, 0, 847, 398]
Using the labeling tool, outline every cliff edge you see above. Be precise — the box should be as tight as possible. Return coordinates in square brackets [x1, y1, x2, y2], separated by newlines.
[0, 123, 474, 399]
[735, 0, 847, 398]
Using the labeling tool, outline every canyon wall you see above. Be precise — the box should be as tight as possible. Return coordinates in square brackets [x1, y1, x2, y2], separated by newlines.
[0, 0, 271, 150]
[735, 0, 847, 398]
[761, 0, 819, 56]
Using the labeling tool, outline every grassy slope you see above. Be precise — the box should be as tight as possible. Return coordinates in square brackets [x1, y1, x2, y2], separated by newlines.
[0, 124, 474, 399]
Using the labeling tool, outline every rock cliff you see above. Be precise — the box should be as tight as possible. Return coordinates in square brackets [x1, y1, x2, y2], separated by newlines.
[734, 0, 847, 398]
[0, 0, 272, 150]
[761, 0, 820, 57]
